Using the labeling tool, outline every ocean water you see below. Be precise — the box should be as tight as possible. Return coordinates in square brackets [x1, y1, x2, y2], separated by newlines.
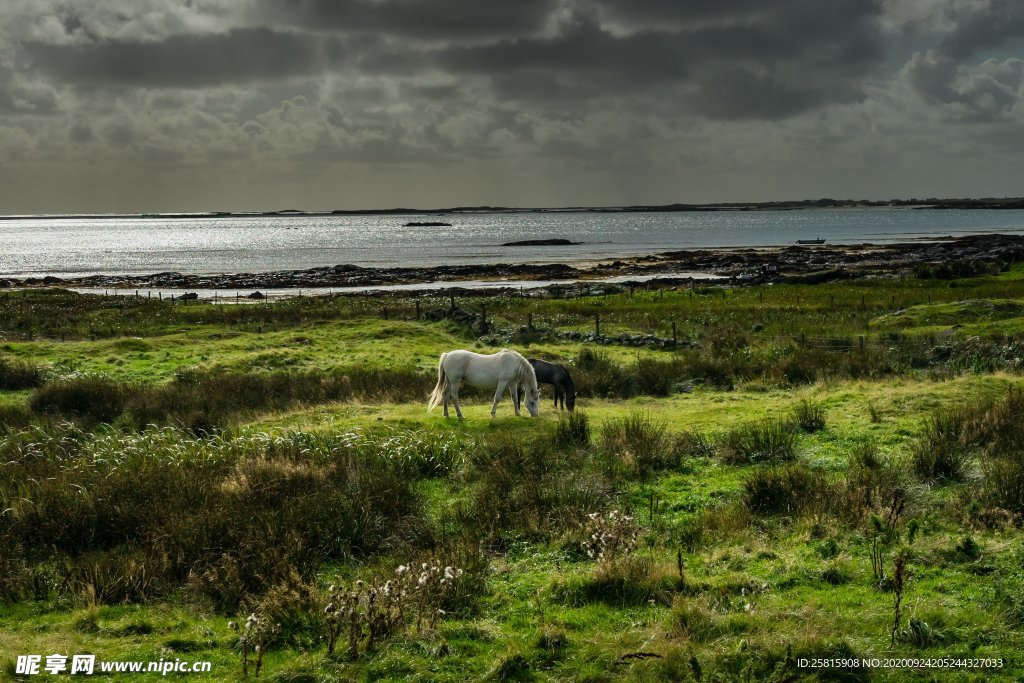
[2, 208, 1024, 278]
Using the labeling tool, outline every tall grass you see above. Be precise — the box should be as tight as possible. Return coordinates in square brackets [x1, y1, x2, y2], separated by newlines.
[912, 388, 1024, 482]
[27, 367, 434, 430]
[0, 356, 43, 390]
[598, 412, 680, 478]
[0, 425, 429, 608]
[719, 418, 799, 465]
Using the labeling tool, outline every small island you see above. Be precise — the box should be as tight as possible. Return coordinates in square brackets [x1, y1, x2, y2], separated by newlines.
[404, 221, 452, 227]
[502, 238, 581, 246]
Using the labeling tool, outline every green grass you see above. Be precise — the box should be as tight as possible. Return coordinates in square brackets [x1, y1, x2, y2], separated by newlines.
[2, 279, 1024, 681]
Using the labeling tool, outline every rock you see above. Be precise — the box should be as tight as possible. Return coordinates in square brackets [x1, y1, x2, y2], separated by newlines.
[501, 238, 580, 246]
[248, 291, 265, 299]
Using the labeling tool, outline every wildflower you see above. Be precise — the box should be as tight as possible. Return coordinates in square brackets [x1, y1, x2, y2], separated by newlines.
[396, 565, 408, 575]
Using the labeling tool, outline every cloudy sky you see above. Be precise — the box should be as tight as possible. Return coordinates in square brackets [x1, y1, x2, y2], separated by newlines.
[1, 0, 1022, 213]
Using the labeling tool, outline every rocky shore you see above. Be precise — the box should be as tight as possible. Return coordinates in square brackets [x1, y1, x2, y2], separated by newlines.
[3, 233, 1023, 292]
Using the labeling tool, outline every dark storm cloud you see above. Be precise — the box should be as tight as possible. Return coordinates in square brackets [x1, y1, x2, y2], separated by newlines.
[436, 0, 883, 118]
[255, 0, 556, 39]
[690, 68, 832, 121]
[938, 0, 1024, 61]
[23, 27, 336, 88]
[901, 1, 1024, 121]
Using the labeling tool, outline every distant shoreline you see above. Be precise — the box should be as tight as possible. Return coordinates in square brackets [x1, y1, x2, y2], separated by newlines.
[3, 197, 1024, 221]
[5, 233, 1023, 294]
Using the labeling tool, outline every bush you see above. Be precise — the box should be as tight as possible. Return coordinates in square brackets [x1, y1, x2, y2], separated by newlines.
[29, 375, 132, 424]
[793, 400, 826, 433]
[1, 426, 426, 611]
[573, 348, 629, 398]
[0, 356, 43, 390]
[913, 389, 1024, 482]
[980, 450, 1024, 516]
[720, 419, 798, 465]
[464, 436, 610, 541]
[599, 412, 679, 478]
[674, 430, 716, 458]
[742, 463, 832, 516]
[554, 410, 590, 448]
[0, 403, 34, 431]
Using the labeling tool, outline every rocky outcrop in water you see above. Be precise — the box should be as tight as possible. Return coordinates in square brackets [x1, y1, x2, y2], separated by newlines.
[8, 234, 1024, 292]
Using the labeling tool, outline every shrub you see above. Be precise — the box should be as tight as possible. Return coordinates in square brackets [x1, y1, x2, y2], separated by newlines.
[554, 410, 590, 448]
[742, 463, 832, 516]
[599, 412, 678, 478]
[1, 425, 426, 611]
[0, 356, 43, 390]
[838, 454, 909, 523]
[0, 402, 34, 431]
[720, 419, 798, 465]
[465, 436, 610, 540]
[793, 400, 826, 433]
[912, 389, 1024, 482]
[980, 450, 1024, 515]
[29, 375, 132, 424]
[669, 595, 719, 642]
[572, 348, 628, 398]
[674, 430, 716, 458]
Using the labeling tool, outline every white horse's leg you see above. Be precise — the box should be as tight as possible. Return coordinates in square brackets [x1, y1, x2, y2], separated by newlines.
[443, 390, 449, 418]
[511, 383, 521, 416]
[451, 382, 465, 420]
[490, 379, 508, 417]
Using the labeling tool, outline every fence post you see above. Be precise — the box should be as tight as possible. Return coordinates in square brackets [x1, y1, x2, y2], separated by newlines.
[415, 300, 421, 319]
[595, 313, 601, 337]
[383, 306, 389, 321]
[672, 321, 677, 346]
[859, 336, 865, 351]
[528, 312, 533, 331]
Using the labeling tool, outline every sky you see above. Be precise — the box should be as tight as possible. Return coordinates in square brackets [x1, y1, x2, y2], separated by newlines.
[0, 0, 1023, 213]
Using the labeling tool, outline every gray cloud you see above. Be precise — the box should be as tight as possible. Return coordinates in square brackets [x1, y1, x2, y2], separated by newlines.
[253, 0, 557, 39]
[0, 0, 1023, 213]
[938, 0, 1024, 61]
[23, 27, 333, 88]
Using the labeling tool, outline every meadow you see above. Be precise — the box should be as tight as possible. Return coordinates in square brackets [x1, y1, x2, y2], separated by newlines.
[1, 267, 1023, 681]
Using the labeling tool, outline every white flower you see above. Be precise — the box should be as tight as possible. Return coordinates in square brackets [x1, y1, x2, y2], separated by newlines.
[396, 565, 408, 575]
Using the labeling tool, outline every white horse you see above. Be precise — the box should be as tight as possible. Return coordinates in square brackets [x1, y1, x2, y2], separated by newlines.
[428, 349, 540, 419]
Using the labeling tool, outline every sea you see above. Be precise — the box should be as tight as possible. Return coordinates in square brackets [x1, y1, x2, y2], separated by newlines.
[2, 208, 1024, 279]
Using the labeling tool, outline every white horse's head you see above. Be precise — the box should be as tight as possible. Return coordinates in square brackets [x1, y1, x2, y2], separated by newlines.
[524, 386, 540, 417]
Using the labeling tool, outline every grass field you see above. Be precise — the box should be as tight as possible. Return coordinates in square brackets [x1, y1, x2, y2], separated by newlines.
[1, 269, 1023, 681]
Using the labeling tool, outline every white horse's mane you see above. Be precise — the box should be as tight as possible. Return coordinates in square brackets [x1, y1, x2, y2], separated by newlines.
[502, 348, 538, 390]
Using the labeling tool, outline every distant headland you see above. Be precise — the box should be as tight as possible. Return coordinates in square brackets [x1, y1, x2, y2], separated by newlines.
[3, 197, 1024, 221]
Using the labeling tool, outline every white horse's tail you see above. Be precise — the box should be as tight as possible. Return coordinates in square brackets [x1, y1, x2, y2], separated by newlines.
[427, 353, 449, 411]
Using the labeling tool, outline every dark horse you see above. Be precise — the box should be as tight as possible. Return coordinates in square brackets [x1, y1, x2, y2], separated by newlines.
[518, 358, 576, 412]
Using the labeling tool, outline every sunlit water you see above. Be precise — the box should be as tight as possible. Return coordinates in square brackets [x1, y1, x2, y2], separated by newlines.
[2, 208, 1024, 278]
